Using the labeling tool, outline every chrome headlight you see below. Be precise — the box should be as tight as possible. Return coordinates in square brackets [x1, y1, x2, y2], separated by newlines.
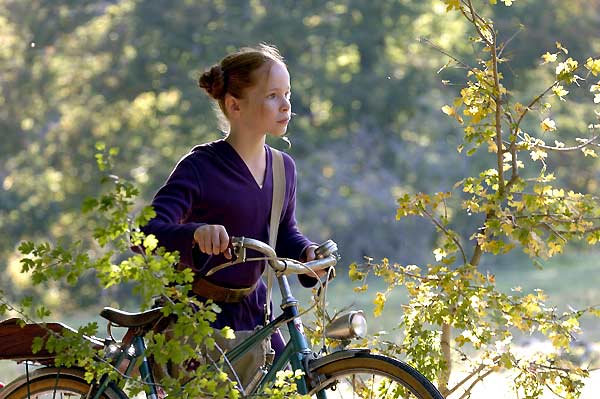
[324, 310, 367, 340]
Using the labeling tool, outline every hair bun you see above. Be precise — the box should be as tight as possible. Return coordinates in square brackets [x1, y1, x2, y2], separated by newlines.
[198, 65, 226, 99]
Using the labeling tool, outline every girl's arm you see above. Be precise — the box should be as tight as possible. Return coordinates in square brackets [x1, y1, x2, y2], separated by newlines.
[141, 154, 205, 268]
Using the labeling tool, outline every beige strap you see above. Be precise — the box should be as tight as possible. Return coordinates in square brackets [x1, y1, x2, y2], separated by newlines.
[266, 148, 285, 322]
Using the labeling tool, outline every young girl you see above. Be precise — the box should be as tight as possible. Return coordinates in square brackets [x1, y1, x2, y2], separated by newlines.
[142, 44, 319, 357]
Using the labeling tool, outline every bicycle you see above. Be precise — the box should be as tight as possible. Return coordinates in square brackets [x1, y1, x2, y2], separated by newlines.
[0, 237, 444, 399]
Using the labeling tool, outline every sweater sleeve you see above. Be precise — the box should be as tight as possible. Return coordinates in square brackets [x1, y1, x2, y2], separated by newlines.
[274, 153, 318, 287]
[141, 154, 205, 268]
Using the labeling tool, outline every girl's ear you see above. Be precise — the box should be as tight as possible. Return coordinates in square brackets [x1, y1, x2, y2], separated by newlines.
[225, 93, 241, 117]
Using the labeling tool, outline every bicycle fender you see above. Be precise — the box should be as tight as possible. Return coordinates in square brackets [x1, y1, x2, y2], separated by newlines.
[307, 348, 371, 373]
[0, 367, 128, 399]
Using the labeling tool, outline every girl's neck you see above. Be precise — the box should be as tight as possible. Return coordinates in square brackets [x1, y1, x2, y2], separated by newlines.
[225, 131, 266, 161]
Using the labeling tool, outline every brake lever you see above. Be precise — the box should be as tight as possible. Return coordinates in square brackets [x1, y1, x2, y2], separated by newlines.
[204, 241, 246, 276]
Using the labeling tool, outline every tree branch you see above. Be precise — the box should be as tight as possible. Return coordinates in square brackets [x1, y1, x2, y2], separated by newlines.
[491, 29, 506, 196]
[514, 81, 557, 133]
[498, 24, 524, 58]
[458, 368, 496, 399]
[536, 135, 600, 151]
[418, 36, 473, 70]
[419, 205, 468, 265]
[438, 323, 452, 396]
[462, 0, 493, 47]
[447, 355, 501, 396]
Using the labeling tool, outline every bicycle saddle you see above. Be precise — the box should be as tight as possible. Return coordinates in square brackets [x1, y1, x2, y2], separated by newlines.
[100, 307, 164, 328]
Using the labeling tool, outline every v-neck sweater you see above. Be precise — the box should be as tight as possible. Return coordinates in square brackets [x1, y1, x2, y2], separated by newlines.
[142, 139, 314, 332]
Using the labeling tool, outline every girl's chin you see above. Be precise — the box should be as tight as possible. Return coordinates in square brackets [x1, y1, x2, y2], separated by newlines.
[268, 128, 288, 137]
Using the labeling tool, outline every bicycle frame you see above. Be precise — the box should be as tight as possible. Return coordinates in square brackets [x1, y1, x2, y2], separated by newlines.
[91, 272, 318, 399]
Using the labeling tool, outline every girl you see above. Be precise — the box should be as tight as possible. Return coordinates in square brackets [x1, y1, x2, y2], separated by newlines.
[142, 44, 319, 359]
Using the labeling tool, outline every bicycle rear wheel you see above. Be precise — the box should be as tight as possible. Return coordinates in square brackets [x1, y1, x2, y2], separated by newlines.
[0, 368, 124, 399]
[308, 352, 444, 399]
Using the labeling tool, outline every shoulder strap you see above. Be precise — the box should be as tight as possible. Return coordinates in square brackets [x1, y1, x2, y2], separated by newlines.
[269, 148, 285, 248]
[266, 148, 285, 323]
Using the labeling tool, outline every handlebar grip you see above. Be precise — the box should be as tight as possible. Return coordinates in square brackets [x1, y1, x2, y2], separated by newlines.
[314, 240, 338, 258]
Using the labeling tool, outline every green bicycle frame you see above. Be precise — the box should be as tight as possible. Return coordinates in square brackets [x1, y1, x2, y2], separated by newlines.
[92, 273, 322, 398]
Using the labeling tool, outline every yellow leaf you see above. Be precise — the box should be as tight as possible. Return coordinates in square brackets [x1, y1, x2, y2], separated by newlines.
[550, 332, 570, 349]
[501, 0, 513, 5]
[444, 0, 461, 11]
[552, 84, 569, 100]
[590, 308, 600, 317]
[548, 241, 563, 256]
[514, 102, 527, 114]
[373, 292, 387, 317]
[540, 118, 557, 132]
[143, 235, 159, 251]
[441, 105, 455, 116]
[530, 148, 547, 162]
[221, 327, 236, 339]
[556, 41, 568, 54]
[501, 223, 514, 235]
[556, 58, 578, 80]
[433, 248, 447, 262]
[582, 147, 597, 157]
[541, 52, 557, 64]
[585, 57, 600, 76]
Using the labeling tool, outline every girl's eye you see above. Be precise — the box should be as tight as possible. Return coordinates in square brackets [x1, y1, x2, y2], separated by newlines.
[267, 93, 277, 99]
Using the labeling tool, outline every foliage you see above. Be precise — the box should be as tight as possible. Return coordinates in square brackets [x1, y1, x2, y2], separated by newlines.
[2, 1, 600, 398]
[350, 0, 600, 398]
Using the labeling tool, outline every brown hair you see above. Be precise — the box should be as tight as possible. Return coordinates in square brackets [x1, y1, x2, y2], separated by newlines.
[198, 44, 285, 131]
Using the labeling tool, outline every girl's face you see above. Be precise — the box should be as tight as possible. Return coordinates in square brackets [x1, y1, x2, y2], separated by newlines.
[238, 61, 291, 137]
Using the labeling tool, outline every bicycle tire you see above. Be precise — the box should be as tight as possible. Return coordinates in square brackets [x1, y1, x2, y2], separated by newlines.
[0, 367, 126, 399]
[308, 352, 444, 399]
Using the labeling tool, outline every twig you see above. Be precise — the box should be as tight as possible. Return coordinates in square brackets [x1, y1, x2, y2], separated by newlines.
[514, 81, 557, 132]
[418, 37, 473, 70]
[539, 222, 567, 242]
[458, 368, 496, 399]
[536, 135, 600, 151]
[498, 25, 524, 58]
[419, 204, 468, 265]
[447, 355, 502, 396]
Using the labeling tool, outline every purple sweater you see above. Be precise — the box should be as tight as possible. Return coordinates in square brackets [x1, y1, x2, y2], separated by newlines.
[142, 139, 314, 333]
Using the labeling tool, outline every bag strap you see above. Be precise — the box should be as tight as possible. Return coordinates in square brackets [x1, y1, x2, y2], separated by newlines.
[266, 147, 285, 323]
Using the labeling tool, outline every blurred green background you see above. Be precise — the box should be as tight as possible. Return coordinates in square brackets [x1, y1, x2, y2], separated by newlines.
[1, 0, 600, 322]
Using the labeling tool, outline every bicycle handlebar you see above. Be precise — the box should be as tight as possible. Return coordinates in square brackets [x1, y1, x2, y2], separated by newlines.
[205, 236, 338, 277]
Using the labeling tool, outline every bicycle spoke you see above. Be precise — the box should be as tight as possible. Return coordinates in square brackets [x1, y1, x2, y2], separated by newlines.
[317, 371, 421, 399]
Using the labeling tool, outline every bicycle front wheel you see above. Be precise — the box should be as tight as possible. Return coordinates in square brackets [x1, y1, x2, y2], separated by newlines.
[0, 368, 125, 399]
[308, 352, 444, 399]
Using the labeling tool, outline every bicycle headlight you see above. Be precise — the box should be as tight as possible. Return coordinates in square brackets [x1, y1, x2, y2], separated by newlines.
[324, 310, 367, 340]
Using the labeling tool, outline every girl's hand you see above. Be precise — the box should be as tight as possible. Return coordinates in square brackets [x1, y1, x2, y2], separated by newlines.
[303, 244, 328, 278]
[193, 224, 232, 259]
